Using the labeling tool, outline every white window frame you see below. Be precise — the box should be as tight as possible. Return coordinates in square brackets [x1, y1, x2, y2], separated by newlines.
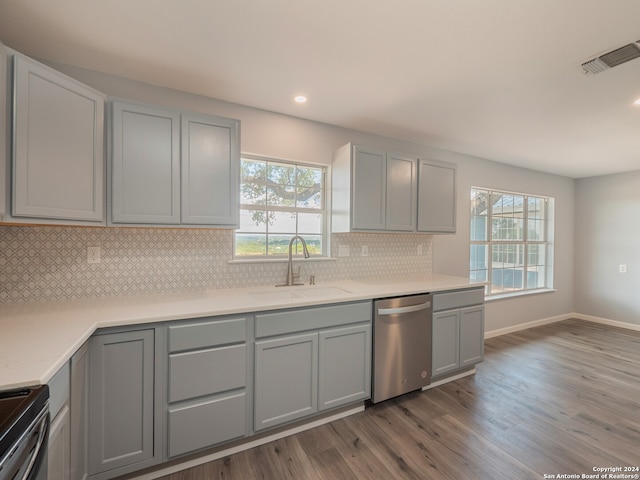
[470, 187, 554, 297]
[234, 154, 328, 259]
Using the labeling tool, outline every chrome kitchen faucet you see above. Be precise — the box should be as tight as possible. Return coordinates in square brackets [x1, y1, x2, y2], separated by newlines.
[276, 235, 310, 286]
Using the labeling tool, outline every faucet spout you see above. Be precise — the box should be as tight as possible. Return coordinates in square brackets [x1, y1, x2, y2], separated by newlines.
[277, 235, 310, 287]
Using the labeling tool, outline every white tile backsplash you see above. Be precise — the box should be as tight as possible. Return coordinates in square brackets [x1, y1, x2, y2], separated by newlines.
[0, 226, 432, 304]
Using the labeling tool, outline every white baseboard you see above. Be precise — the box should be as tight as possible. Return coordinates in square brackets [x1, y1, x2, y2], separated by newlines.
[131, 405, 364, 480]
[484, 313, 573, 339]
[574, 313, 640, 332]
[422, 369, 476, 390]
[485, 312, 640, 339]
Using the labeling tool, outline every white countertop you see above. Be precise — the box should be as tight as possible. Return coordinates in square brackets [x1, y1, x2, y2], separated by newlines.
[0, 274, 480, 390]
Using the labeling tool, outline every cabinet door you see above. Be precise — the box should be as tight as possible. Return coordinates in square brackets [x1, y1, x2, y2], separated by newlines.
[417, 160, 456, 233]
[13, 55, 105, 222]
[460, 305, 484, 368]
[318, 324, 371, 411]
[351, 145, 386, 230]
[48, 405, 70, 480]
[432, 310, 460, 376]
[111, 101, 180, 224]
[89, 330, 156, 475]
[70, 341, 89, 480]
[254, 332, 318, 431]
[386, 153, 416, 231]
[0, 42, 7, 217]
[181, 112, 239, 226]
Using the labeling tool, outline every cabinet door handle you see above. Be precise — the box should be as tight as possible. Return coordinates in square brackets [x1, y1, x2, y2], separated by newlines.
[377, 302, 431, 316]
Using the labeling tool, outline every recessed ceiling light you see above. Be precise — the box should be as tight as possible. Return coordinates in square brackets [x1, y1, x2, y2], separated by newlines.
[294, 95, 307, 103]
[634, 98, 640, 106]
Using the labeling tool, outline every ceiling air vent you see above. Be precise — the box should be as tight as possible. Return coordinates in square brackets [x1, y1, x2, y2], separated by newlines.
[581, 41, 640, 75]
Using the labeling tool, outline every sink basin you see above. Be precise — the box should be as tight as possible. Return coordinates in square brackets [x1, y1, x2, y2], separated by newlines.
[248, 286, 352, 302]
[297, 286, 352, 298]
[249, 290, 304, 301]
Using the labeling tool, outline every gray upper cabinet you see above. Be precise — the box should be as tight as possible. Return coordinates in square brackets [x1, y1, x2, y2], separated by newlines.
[110, 100, 239, 227]
[181, 112, 239, 226]
[11, 53, 105, 223]
[332, 144, 416, 232]
[0, 42, 7, 218]
[386, 152, 417, 231]
[417, 159, 457, 233]
[111, 101, 181, 224]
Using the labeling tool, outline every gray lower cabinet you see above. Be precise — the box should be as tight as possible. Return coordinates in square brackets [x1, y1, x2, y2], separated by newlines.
[11, 52, 105, 224]
[89, 329, 158, 478]
[48, 404, 70, 480]
[254, 301, 372, 432]
[48, 363, 70, 480]
[432, 288, 485, 377]
[254, 332, 319, 430]
[165, 316, 248, 459]
[70, 341, 90, 480]
[47, 341, 89, 480]
[318, 324, 371, 411]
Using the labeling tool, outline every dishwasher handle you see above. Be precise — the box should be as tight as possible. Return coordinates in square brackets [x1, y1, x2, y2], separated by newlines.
[377, 301, 431, 316]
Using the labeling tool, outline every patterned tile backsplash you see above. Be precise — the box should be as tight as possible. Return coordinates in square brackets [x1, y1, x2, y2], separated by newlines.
[0, 226, 433, 304]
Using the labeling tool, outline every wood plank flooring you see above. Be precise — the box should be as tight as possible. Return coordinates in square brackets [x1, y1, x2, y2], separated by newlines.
[158, 319, 640, 480]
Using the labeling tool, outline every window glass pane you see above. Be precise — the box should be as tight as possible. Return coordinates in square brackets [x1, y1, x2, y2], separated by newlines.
[267, 163, 296, 185]
[235, 234, 266, 256]
[241, 159, 266, 183]
[267, 235, 292, 256]
[298, 213, 323, 234]
[297, 167, 322, 187]
[269, 211, 297, 233]
[297, 188, 322, 209]
[527, 219, 545, 241]
[302, 235, 322, 256]
[267, 185, 296, 207]
[527, 266, 546, 289]
[491, 193, 503, 215]
[239, 209, 269, 232]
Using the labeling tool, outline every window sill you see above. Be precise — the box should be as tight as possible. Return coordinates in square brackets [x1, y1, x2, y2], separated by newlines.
[228, 257, 337, 265]
[485, 288, 557, 302]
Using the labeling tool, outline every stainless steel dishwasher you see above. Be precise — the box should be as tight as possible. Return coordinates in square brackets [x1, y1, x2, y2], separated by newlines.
[372, 294, 432, 403]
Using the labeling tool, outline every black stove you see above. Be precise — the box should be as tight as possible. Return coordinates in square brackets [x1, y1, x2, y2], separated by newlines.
[0, 385, 49, 480]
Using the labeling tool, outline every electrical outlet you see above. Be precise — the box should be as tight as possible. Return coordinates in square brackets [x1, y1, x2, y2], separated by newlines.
[338, 245, 350, 257]
[87, 246, 101, 264]
[417, 244, 423, 255]
[619, 264, 627, 274]
[362, 245, 369, 257]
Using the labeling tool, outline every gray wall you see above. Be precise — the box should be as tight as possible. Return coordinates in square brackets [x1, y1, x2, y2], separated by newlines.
[51, 63, 576, 334]
[575, 171, 640, 327]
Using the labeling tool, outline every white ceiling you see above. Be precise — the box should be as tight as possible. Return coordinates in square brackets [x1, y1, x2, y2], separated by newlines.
[2, 0, 640, 178]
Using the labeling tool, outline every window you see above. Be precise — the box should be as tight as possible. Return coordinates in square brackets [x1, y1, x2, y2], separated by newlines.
[234, 155, 327, 258]
[470, 187, 553, 296]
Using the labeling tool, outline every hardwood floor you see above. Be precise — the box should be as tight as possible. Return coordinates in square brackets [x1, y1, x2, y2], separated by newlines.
[158, 319, 640, 480]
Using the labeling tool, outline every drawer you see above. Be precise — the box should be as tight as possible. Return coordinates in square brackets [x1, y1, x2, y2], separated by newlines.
[168, 316, 247, 352]
[433, 288, 484, 312]
[255, 301, 371, 338]
[168, 392, 246, 458]
[48, 361, 70, 419]
[169, 344, 246, 403]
